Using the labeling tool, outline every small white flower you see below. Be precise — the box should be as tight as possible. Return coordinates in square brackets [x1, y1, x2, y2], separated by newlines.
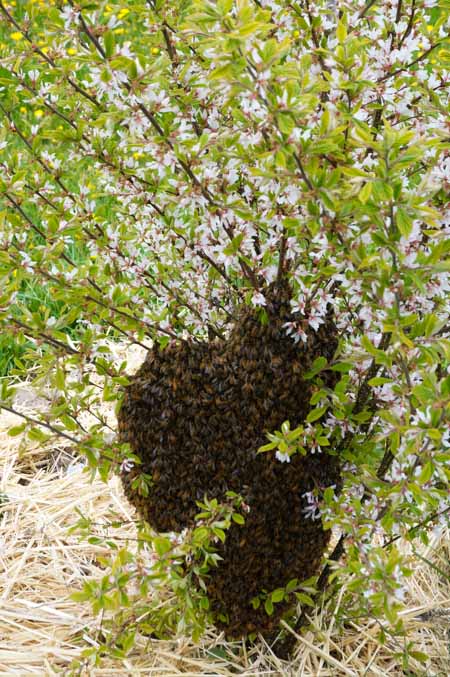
[28, 69, 40, 83]
[61, 6, 79, 29]
[302, 490, 321, 521]
[275, 450, 290, 463]
[393, 585, 407, 602]
[252, 291, 266, 307]
[120, 459, 134, 473]
[66, 461, 86, 475]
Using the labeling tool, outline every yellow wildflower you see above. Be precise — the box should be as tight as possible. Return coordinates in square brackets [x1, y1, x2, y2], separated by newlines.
[67, 47, 77, 56]
[20, 106, 27, 113]
[113, 28, 125, 35]
[10, 32, 23, 41]
[118, 8, 130, 18]
[34, 109, 44, 118]
[151, 47, 160, 55]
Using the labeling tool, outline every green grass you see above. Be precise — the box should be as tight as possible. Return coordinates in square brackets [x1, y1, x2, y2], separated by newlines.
[0, 251, 89, 378]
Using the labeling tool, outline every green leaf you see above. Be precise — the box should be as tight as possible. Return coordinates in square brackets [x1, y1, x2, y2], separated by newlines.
[285, 578, 298, 593]
[431, 260, 450, 272]
[304, 356, 328, 379]
[275, 149, 286, 168]
[358, 181, 372, 204]
[419, 461, 434, 483]
[396, 207, 412, 237]
[71, 590, 91, 603]
[336, 20, 347, 44]
[209, 64, 234, 80]
[281, 420, 290, 434]
[368, 377, 392, 386]
[331, 362, 352, 373]
[153, 536, 172, 557]
[423, 313, 439, 337]
[104, 31, 116, 58]
[373, 181, 393, 202]
[309, 391, 325, 406]
[271, 588, 285, 603]
[7, 424, 26, 436]
[258, 441, 277, 452]
[193, 526, 209, 544]
[60, 415, 78, 431]
[277, 113, 294, 136]
[28, 427, 51, 442]
[295, 592, 315, 606]
[306, 405, 328, 423]
[212, 527, 226, 542]
[264, 598, 274, 615]
[223, 233, 244, 256]
[361, 335, 380, 356]
[408, 651, 429, 664]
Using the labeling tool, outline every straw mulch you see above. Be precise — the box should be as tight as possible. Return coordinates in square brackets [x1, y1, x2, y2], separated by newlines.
[0, 348, 449, 675]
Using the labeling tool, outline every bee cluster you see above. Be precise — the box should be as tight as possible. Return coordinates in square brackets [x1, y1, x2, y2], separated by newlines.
[118, 282, 341, 636]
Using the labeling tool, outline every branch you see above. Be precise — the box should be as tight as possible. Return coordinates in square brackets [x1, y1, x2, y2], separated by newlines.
[293, 153, 314, 191]
[383, 505, 450, 549]
[358, 0, 379, 19]
[378, 42, 441, 83]
[0, 401, 81, 445]
[11, 317, 78, 356]
[397, 0, 416, 49]
[0, 401, 119, 466]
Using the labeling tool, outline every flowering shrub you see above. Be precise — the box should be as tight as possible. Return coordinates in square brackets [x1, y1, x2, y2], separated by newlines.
[69, 492, 247, 655]
[0, 0, 449, 666]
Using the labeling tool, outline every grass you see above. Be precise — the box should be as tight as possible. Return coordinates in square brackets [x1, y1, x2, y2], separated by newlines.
[0, 275, 85, 377]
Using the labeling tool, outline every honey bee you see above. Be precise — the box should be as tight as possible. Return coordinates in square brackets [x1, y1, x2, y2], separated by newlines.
[117, 278, 342, 637]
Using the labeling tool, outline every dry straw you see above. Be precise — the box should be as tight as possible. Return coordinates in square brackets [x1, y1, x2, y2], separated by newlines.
[0, 343, 449, 676]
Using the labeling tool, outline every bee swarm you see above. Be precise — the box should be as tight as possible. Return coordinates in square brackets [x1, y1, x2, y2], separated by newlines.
[118, 283, 341, 637]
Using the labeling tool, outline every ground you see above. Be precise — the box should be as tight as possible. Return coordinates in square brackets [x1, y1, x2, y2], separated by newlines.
[0, 343, 448, 675]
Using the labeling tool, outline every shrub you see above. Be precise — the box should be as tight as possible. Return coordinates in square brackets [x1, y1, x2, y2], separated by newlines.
[0, 0, 449, 667]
